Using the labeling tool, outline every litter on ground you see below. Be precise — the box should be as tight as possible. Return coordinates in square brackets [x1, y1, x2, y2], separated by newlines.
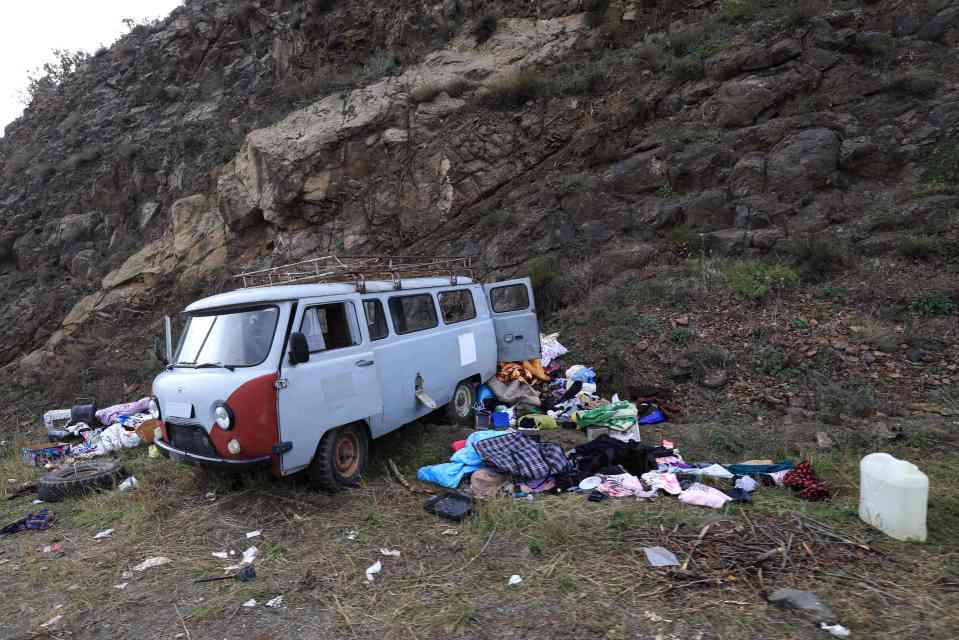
[266, 596, 284, 608]
[365, 561, 382, 582]
[93, 528, 114, 539]
[133, 557, 171, 572]
[379, 548, 401, 557]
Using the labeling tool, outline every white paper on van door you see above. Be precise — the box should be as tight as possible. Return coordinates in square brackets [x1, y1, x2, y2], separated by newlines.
[458, 333, 477, 367]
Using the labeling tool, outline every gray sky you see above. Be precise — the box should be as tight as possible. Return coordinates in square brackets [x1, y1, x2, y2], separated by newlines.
[0, 0, 184, 133]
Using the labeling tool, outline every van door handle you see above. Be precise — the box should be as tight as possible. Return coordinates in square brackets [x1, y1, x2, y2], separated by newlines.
[355, 359, 374, 367]
[514, 334, 524, 340]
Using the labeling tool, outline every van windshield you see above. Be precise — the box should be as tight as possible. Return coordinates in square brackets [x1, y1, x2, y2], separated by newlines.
[175, 306, 279, 368]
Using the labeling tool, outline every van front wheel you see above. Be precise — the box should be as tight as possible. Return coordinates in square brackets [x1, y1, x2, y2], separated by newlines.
[309, 424, 369, 492]
[447, 380, 476, 426]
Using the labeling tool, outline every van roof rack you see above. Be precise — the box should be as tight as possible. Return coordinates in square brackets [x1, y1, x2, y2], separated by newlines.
[233, 255, 475, 292]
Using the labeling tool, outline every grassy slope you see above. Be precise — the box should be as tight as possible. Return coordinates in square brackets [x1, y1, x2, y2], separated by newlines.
[1, 413, 957, 640]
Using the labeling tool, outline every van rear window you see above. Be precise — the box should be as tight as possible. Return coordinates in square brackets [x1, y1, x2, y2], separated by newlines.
[388, 294, 438, 335]
[438, 289, 477, 324]
[490, 284, 529, 313]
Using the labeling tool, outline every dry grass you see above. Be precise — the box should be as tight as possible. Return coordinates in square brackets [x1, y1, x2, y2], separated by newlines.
[2, 415, 959, 638]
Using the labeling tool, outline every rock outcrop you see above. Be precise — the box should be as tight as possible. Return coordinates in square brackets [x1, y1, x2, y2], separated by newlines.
[0, 0, 957, 374]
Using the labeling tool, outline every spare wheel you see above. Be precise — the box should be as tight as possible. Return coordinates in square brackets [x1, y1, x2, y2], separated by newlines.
[37, 460, 128, 502]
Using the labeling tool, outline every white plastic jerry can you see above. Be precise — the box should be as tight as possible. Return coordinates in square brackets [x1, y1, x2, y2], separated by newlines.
[859, 453, 928, 542]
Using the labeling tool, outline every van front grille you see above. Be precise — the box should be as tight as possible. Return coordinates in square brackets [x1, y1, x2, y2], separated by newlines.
[165, 420, 218, 458]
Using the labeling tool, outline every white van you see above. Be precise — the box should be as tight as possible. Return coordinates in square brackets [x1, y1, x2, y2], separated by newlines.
[151, 257, 541, 490]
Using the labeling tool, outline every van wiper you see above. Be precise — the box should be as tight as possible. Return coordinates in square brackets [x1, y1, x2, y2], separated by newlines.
[195, 362, 235, 371]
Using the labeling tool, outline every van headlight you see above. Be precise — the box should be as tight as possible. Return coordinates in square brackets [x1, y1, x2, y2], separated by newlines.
[149, 397, 161, 419]
[212, 402, 234, 430]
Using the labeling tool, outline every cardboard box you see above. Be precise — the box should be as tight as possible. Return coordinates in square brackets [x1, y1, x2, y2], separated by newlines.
[136, 418, 160, 444]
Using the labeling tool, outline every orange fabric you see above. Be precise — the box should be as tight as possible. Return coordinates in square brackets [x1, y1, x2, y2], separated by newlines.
[522, 359, 550, 382]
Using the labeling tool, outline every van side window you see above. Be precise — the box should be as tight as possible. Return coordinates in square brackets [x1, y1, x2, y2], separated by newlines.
[388, 294, 438, 335]
[438, 289, 477, 324]
[362, 299, 389, 341]
[300, 303, 359, 352]
[490, 284, 530, 313]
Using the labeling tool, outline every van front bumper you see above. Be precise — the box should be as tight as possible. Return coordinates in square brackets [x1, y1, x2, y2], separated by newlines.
[154, 439, 272, 471]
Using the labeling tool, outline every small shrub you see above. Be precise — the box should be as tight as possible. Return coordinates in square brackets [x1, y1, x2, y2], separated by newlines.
[786, 236, 851, 284]
[559, 64, 608, 96]
[815, 380, 878, 419]
[636, 315, 659, 331]
[910, 294, 956, 316]
[720, 0, 763, 23]
[585, 0, 611, 28]
[478, 70, 545, 110]
[310, 0, 337, 13]
[760, 348, 794, 377]
[94, 46, 109, 58]
[668, 26, 704, 57]
[671, 327, 694, 345]
[527, 255, 560, 290]
[782, 0, 823, 28]
[473, 15, 498, 44]
[869, 210, 910, 232]
[886, 73, 941, 98]
[444, 78, 471, 98]
[411, 83, 443, 104]
[899, 237, 940, 261]
[790, 318, 809, 329]
[634, 42, 667, 70]
[925, 143, 959, 185]
[856, 319, 900, 352]
[669, 55, 705, 82]
[722, 261, 800, 299]
[364, 51, 401, 81]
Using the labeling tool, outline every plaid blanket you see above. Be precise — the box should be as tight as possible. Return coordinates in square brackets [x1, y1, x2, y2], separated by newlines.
[473, 432, 571, 481]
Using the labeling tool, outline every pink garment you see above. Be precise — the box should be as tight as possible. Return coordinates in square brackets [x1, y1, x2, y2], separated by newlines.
[597, 473, 643, 497]
[656, 455, 685, 467]
[95, 398, 151, 426]
[451, 439, 467, 451]
[768, 469, 790, 487]
[679, 483, 732, 509]
[642, 471, 682, 495]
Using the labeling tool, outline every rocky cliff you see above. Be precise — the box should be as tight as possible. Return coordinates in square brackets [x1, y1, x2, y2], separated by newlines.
[0, 0, 957, 417]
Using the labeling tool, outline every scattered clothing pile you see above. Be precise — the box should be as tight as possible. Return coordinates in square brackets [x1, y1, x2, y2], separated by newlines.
[31, 397, 157, 468]
[474, 333, 673, 445]
[417, 332, 831, 514]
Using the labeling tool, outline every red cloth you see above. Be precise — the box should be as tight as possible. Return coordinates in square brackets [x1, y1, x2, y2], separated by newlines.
[451, 439, 467, 452]
[783, 461, 830, 501]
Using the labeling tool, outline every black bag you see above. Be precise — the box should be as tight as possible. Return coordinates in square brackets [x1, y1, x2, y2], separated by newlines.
[70, 397, 97, 426]
[423, 491, 474, 522]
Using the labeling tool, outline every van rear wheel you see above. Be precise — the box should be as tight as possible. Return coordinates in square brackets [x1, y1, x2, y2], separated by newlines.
[309, 424, 369, 492]
[447, 380, 476, 426]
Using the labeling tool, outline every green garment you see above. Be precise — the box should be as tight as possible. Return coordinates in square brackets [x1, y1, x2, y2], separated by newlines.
[575, 401, 639, 432]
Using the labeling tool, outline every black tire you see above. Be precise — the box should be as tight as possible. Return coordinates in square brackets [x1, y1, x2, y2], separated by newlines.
[446, 379, 476, 426]
[37, 460, 127, 502]
[309, 424, 369, 492]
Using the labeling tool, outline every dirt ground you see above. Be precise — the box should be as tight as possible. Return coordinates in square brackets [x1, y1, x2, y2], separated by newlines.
[2, 411, 958, 640]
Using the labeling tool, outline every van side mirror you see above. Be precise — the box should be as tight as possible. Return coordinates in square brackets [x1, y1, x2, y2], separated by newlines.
[289, 332, 310, 365]
[153, 336, 168, 365]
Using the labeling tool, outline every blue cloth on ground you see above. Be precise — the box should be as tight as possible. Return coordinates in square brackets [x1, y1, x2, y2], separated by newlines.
[639, 408, 666, 425]
[724, 461, 795, 477]
[417, 430, 503, 488]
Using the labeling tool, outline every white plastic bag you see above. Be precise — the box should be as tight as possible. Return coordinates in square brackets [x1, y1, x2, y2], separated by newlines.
[540, 333, 568, 367]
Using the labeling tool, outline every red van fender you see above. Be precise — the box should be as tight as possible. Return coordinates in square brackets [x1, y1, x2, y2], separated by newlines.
[206, 373, 281, 475]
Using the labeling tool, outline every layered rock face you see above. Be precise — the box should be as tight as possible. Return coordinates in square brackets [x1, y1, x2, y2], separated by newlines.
[0, 0, 957, 373]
